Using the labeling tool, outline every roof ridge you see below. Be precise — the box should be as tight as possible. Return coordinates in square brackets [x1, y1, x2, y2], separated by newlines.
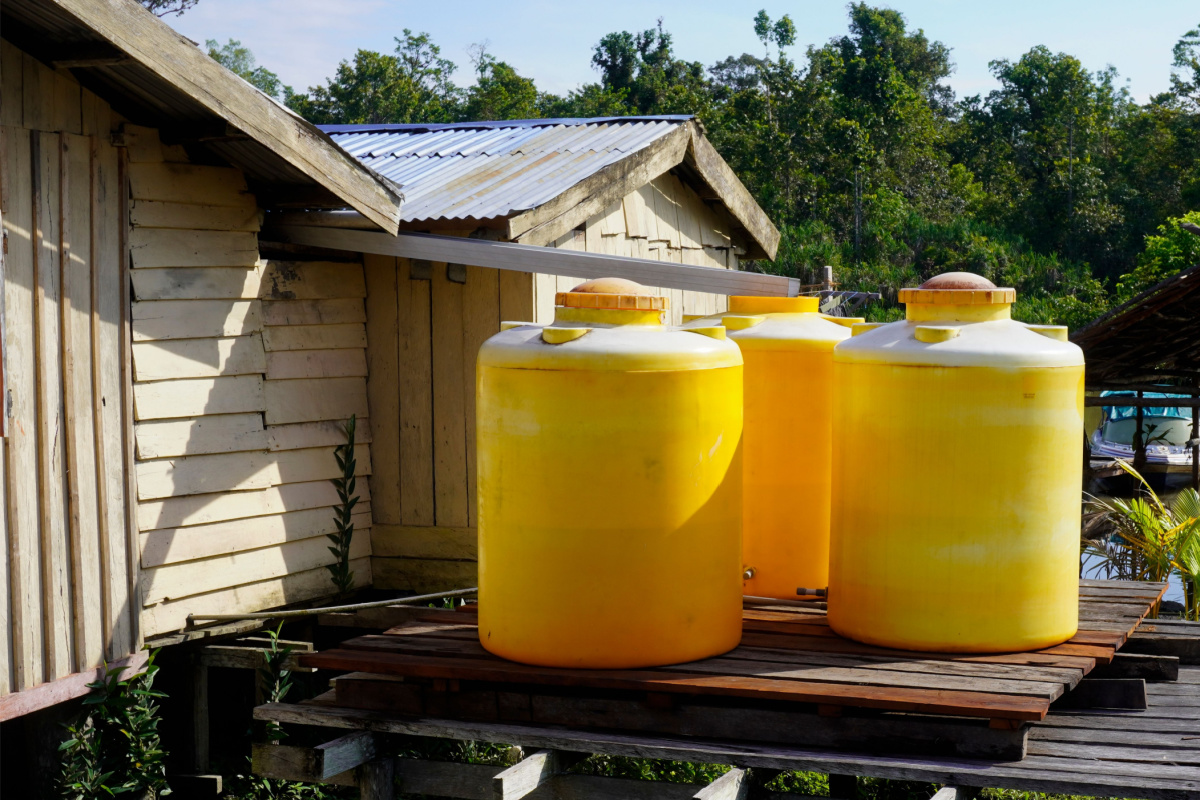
[319, 116, 693, 135]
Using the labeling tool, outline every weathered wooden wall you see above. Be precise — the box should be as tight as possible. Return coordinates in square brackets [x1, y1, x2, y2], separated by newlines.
[367, 170, 739, 591]
[127, 128, 373, 638]
[0, 41, 137, 696]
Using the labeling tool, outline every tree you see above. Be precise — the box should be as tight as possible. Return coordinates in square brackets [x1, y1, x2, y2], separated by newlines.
[287, 30, 461, 124]
[206, 39, 286, 98]
[589, 19, 709, 115]
[463, 50, 542, 121]
[140, 0, 197, 15]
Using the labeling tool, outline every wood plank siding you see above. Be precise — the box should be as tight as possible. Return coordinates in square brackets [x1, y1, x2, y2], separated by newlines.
[128, 127, 374, 638]
[0, 42, 137, 695]
[367, 172, 738, 590]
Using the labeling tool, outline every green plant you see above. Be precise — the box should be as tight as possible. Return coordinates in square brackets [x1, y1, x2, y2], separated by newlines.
[58, 650, 171, 798]
[1085, 461, 1200, 618]
[258, 623, 295, 744]
[326, 415, 358, 594]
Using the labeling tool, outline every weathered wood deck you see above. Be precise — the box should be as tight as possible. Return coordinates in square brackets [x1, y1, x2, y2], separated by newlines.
[301, 579, 1165, 735]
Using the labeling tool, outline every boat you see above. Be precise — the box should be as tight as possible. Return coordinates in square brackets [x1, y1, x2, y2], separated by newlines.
[1090, 391, 1194, 468]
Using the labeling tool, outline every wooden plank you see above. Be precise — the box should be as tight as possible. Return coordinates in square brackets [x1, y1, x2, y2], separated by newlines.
[129, 228, 259, 269]
[498, 269, 534, 324]
[21, 53, 49, 131]
[141, 507, 373, 568]
[91, 134, 132, 661]
[132, 335, 266, 381]
[60, 131, 104, 671]
[119, 124, 163, 164]
[2, 125, 44, 689]
[130, 199, 261, 231]
[650, 175, 682, 247]
[672, 176, 704, 250]
[252, 732, 376, 783]
[261, 323, 366, 351]
[138, 478, 371, 532]
[371, 525, 477, 560]
[132, 299, 261, 341]
[136, 450, 275, 500]
[1089, 652, 1179, 681]
[271, 444, 373, 485]
[136, 413, 267, 459]
[461, 265, 497, 527]
[263, 376, 368, 425]
[131, 265, 263, 301]
[694, 767, 747, 800]
[260, 260, 367, 300]
[141, 557, 371, 638]
[398, 258, 435, 526]
[269, 226, 799, 299]
[33, 131, 73, 680]
[265, 349, 367, 379]
[431, 262, 469, 528]
[1053, 678, 1147, 710]
[0, 652, 148, 723]
[141, 534, 371, 607]
[360, 758, 395, 800]
[52, 71, 82, 135]
[267, 419, 372, 452]
[118, 147, 141, 653]
[364, 254, 401, 525]
[133, 374, 264, 420]
[128, 162, 249, 206]
[262, 298, 365, 326]
[494, 750, 559, 800]
[371, 558, 477, 592]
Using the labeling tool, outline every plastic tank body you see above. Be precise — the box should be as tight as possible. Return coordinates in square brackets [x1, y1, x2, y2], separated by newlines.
[477, 278, 744, 668]
[686, 296, 856, 599]
[828, 272, 1084, 653]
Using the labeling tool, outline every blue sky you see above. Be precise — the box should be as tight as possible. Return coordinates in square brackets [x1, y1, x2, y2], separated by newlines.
[167, 1, 1198, 103]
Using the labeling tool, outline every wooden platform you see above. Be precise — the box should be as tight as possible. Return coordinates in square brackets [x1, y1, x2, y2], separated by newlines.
[300, 579, 1166, 761]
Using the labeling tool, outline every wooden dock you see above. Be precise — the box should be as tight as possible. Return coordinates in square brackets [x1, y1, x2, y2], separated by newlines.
[252, 579, 1200, 799]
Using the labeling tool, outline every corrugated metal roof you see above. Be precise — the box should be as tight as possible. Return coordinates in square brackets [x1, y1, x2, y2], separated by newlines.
[320, 117, 691, 224]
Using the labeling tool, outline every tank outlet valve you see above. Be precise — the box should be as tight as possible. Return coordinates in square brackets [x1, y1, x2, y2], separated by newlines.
[1026, 324, 1069, 341]
[542, 327, 591, 344]
[850, 322, 885, 337]
[796, 587, 828, 598]
[501, 320, 538, 331]
[743, 567, 756, 580]
[914, 325, 961, 343]
[684, 326, 727, 340]
[721, 315, 766, 331]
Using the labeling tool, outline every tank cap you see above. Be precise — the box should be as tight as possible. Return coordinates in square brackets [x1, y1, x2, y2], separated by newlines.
[899, 272, 1015, 305]
[556, 277, 668, 310]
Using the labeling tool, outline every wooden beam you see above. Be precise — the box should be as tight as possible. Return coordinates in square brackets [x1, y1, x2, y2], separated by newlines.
[265, 225, 799, 298]
[1053, 678, 1147, 711]
[493, 749, 562, 800]
[0, 651, 148, 722]
[693, 767, 749, 800]
[1089, 652, 1179, 682]
[42, 0, 403, 231]
[683, 127, 780, 260]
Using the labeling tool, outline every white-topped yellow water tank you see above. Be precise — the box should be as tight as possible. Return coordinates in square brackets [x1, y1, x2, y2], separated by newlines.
[828, 272, 1084, 652]
[685, 296, 856, 599]
[476, 278, 745, 668]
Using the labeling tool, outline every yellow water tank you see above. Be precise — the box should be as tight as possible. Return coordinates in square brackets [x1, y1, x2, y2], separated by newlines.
[828, 272, 1084, 652]
[685, 296, 856, 599]
[476, 278, 745, 668]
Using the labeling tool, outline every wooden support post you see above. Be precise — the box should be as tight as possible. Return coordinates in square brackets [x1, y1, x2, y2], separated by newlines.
[931, 789, 980, 800]
[1054, 678, 1147, 710]
[828, 773, 858, 800]
[359, 758, 395, 800]
[191, 661, 209, 773]
[1192, 395, 1198, 493]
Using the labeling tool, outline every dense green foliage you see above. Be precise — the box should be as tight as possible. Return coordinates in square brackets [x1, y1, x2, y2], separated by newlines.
[212, 9, 1200, 324]
[58, 652, 170, 798]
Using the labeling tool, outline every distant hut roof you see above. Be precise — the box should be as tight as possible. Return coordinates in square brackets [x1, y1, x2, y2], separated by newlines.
[1071, 263, 1200, 387]
[321, 117, 780, 260]
[3, 0, 403, 231]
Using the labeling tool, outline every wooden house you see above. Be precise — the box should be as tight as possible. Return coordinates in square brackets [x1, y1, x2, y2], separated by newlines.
[0, 0, 785, 720]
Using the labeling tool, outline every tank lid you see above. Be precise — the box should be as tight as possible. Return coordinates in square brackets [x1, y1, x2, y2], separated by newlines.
[899, 272, 1016, 305]
[557, 278, 669, 310]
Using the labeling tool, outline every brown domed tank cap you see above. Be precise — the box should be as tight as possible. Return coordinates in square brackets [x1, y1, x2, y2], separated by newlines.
[899, 271, 1015, 305]
[557, 277, 669, 310]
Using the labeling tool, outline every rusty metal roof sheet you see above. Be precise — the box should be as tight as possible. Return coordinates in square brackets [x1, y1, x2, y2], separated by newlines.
[320, 117, 691, 224]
